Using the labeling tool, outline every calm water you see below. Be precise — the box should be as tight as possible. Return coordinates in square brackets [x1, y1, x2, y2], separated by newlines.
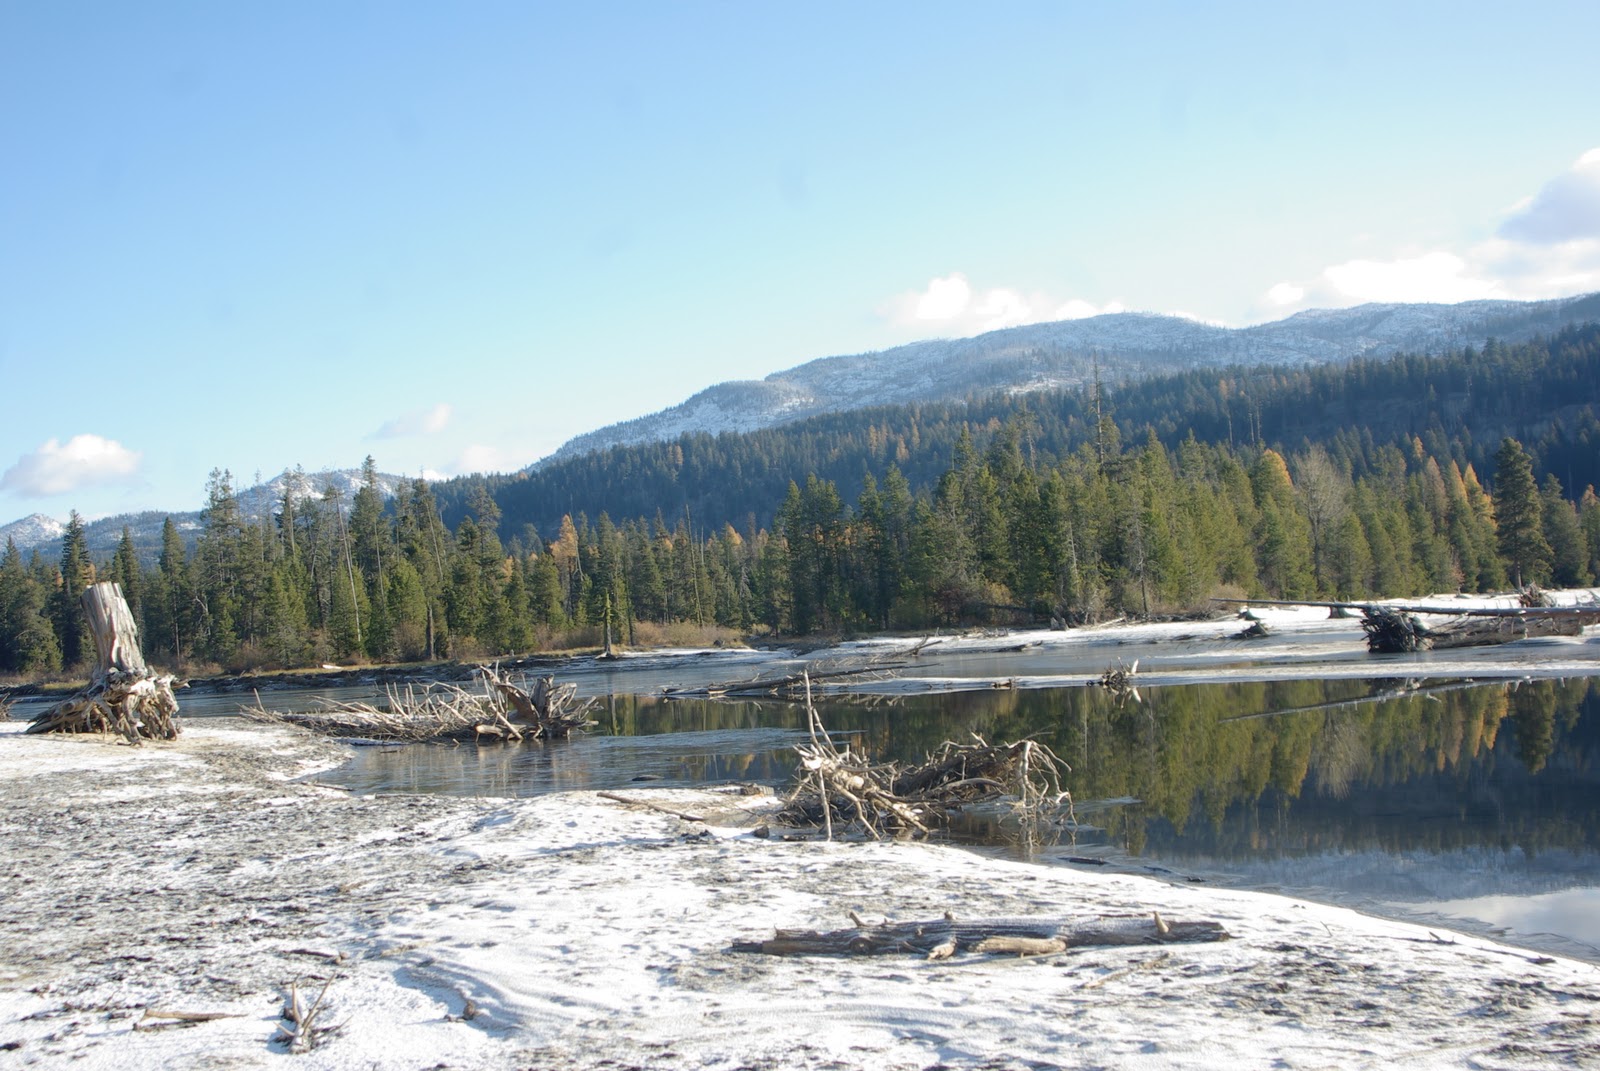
[310, 673, 1600, 962]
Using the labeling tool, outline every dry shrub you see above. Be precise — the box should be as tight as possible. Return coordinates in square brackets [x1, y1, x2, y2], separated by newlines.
[1210, 583, 1251, 607]
[628, 620, 746, 648]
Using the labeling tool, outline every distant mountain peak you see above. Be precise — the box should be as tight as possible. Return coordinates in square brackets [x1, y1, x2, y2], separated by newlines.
[0, 513, 66, 552]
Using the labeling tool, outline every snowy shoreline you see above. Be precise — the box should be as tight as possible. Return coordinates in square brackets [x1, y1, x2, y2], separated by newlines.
[3, 719, 1598, 1069]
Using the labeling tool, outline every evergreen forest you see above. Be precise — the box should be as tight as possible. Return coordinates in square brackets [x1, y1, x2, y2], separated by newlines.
[4, 325, 1600, 678]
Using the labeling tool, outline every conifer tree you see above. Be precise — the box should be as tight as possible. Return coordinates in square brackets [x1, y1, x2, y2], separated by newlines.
[0, 538, 62, 673]
[1493, 438, 1551, 589]
[1540, 476, 1592, 587]
[52, 511, 94, 669]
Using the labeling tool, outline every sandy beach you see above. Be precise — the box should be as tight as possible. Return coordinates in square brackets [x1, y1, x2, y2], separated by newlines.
[2, 713, 1598, 1071]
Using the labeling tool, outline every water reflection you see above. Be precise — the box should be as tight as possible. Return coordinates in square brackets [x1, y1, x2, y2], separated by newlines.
[318, 675, 1600, 959]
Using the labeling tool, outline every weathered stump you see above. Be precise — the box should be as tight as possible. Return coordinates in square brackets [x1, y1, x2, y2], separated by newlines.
[27, 581, 180, 743]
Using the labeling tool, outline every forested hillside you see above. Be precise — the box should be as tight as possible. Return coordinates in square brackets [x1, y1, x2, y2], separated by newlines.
[436, 324, 1600, 539]
[4, 326, 1599, 678]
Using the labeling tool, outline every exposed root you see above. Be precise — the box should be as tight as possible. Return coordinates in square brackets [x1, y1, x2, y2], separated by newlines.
[27, 670, 182, 742]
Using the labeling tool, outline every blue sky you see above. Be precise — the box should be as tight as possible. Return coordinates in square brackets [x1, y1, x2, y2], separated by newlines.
[3, 1, 1599, 523]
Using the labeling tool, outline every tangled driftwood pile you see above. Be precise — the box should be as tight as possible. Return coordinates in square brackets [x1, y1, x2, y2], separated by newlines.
[246, 666, 596, 743]
[28, 582, 181, 743]
[1098, 660, 1139, 700]
[777, 677, 1071, 839]
[733, 911, 1229, 958]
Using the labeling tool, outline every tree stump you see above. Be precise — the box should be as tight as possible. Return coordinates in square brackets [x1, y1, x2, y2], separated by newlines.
[27, 581, 181, 743]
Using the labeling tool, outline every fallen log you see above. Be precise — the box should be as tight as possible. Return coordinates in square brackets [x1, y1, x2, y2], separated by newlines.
[660, 655, 909, 700]
[731, 912, 1229, 957]
[27, 582, 180, 743]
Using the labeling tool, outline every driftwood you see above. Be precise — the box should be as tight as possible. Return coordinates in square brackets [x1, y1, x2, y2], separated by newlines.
[27, 582, 180, 743]
[246, 668, 595, 743]
[274, 976, 341, 1053]
[778, 676, 1072, 839]
[1097, 660, 1139, 700]
[732, 912, 1229, 957]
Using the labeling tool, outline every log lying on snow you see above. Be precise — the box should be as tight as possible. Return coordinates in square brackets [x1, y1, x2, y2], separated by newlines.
[28, 582, 180, 743]
[732, 912, 1229, 957]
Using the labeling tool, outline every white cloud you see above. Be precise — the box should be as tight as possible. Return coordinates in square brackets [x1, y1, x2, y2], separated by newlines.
[372, 402, 453, 439]
[1054, 298, 1127, 320]
[1498, 147, 1600, 244]
[1, 435, 142, 497]
[884, 273, 1127, 336]
[1265, 282, 1305, 306]
[442, 443, 537, 477]
[913, 273, 973, 320]
[1322, 251, 1501, 304]
[1257, 147, 1600, 319]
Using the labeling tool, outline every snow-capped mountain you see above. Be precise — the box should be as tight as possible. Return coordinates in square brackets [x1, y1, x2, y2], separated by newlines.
[547, 293, 1600, 463]
[3, 468, 404, 559]
[0, 514, 67, 554]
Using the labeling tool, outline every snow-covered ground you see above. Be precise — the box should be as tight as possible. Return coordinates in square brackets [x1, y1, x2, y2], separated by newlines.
[3, 718, 1598, 1070]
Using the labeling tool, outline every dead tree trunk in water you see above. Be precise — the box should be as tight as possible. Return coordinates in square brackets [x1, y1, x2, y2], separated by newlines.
[27, 582, 181, 743]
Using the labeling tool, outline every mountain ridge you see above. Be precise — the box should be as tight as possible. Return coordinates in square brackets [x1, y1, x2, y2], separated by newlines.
[1, 468, 404, 560]
[7, 293, 1599, 553]
[543, 294, 1600, 464]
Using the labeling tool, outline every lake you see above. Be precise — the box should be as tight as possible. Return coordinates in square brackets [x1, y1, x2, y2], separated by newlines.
[310, 670, 1600, 963]
[11, 618, 1597, 962]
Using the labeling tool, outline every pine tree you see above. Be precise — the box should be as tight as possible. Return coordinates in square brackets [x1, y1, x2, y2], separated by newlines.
[52, 511, 94, 669]
[0, 538, 62, 673]
[1540, 476, 1592, 587]
[1581, 488, 1600, 584]
[1493, 438, 1551, 589]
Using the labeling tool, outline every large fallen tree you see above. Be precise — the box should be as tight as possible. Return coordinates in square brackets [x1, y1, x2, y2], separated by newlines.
[1360, 604, 1596, 653]
[660, 653, 909, 700]
[28, 582, 181, 743]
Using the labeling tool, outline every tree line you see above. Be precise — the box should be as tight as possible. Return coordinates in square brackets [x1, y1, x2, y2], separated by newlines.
[4, 422, 1597, 677]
